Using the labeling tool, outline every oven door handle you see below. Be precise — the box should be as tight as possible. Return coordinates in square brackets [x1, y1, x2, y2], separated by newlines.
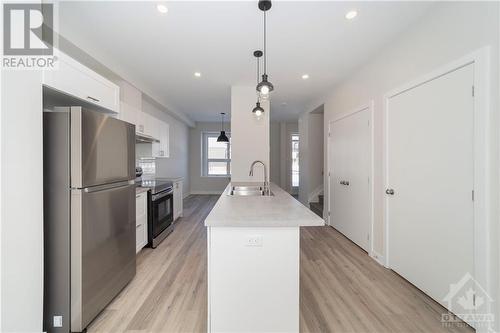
[151, 189, 173, 201]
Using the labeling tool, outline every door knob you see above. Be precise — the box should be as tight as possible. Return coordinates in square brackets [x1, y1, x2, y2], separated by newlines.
[345, 181, 349, 186]
[386, 189, 395, 195]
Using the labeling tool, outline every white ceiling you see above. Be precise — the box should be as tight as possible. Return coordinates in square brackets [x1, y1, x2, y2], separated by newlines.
[57, 1, 434, 122]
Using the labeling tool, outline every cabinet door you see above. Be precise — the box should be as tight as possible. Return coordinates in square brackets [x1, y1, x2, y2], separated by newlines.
[135, 192, 148, 252]
[43, 52, 119, 112]
[119, 102, 138, 126]
[160, 122, 169, 158]
[142, 113, 159, 139]
[135, 110, 146, 134]
[173, 181, 183, 220]
[152, 121, 169, 158]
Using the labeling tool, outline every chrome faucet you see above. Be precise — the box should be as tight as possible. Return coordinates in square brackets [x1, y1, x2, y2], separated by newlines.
[249, 160, 269, 194]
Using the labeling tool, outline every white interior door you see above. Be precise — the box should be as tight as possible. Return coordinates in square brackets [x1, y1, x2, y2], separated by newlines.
[329, 120, 348, 233]
[329, 108, 371, 251]
[386, 64, 474, 320]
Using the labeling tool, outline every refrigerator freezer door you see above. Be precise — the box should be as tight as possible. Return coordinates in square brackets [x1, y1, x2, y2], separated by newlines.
[71, 183, 136, 332]
[71, 107, 135, 188]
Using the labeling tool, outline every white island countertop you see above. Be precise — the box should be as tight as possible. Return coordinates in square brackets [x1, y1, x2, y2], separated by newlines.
[205, 182, 325, 227]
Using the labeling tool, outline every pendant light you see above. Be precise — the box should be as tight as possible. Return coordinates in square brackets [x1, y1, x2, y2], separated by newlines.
[252, 50, 265, 117]
[217, 112, 229, 142]
[256, 0, 274, 100]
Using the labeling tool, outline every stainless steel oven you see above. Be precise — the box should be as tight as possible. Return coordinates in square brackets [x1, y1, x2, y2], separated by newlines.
[148, 186, 174, 248]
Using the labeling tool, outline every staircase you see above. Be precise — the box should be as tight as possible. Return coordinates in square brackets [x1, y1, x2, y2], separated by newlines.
[309, 194, 324, 218]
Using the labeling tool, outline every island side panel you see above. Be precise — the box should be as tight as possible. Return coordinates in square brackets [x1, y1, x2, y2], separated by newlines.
[208, 226, 300, 333]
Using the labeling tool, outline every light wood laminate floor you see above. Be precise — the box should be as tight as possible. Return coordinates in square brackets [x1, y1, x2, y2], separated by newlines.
[87, 195, 473, 333]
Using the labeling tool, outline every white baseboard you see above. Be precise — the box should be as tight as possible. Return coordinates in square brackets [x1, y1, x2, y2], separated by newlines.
[190, 190, 223, 195]
[370, 251, 386, 267]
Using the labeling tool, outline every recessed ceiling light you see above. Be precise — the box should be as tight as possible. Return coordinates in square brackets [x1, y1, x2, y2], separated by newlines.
[194, 72, 201, 77]
[345, 10, 358, 20]
[157, 4, 168, 14]
[302, 74, 309, 80]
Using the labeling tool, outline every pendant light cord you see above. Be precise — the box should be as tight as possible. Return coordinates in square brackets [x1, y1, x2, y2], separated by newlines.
[263, 10, 267, 74]
[221, 113, 224, 131]
[256, 54, 260, 84]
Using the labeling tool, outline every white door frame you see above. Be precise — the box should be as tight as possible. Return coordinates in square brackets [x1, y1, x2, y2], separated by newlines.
[290, 132, 299, 194]
[327, 101, 375, 256]
[383, 47, 492, 331]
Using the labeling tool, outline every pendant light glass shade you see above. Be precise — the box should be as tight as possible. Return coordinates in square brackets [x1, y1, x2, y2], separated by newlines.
[256, 74, 274, 100]
[217, 112, 229, 142]
[252, 102, 264, 117]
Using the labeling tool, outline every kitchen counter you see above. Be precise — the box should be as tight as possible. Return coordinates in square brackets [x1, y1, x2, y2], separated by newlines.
[135, 187, 150, 195]
[206, 182, 324, 332]
[204, 182, 324, 227]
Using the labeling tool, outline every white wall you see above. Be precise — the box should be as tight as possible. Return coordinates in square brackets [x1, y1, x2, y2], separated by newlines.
[311, 1, 498, 329]
[230, 86, 270, 182]
[141, 97, 190, 195]
[1, 70, 44, 332]
[189, 122, 231, 194]
[308, 113, 324, 200]
[270, 121, 298, 193]
[270, 122, 281, 184]
[298, 110, 324, 205]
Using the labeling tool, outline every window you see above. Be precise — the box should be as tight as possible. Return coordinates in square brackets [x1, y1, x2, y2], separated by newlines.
[202, 132, 231, 177]
[291, 134, 299, 187]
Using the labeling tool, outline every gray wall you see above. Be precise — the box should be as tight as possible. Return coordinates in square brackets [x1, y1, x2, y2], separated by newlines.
[142, 97, 190, 195]
[189, 122, 231, 194]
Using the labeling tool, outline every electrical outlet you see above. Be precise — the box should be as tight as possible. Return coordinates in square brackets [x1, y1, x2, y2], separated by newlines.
[245, 235, 263, 247]
[53, 316, 63, 328]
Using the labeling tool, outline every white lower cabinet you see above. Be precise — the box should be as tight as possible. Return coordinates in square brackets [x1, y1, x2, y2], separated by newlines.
[136, 191, 148, 253]
[173, 180, 183, 221]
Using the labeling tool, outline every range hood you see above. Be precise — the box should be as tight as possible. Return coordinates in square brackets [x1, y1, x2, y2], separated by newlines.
[136, 132, 159, 143]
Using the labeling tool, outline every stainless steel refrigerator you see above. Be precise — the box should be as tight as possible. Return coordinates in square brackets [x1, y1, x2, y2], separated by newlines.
[43, 106, 136, 333]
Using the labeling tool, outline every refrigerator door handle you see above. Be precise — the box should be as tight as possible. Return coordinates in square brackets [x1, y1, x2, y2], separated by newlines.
[83, 180, 134, 193]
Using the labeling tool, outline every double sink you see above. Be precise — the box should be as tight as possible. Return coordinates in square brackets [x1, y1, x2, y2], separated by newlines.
[227, 185, 274, 197]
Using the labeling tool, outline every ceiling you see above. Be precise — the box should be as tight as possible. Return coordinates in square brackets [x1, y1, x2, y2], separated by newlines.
[57, 1, 434, 122]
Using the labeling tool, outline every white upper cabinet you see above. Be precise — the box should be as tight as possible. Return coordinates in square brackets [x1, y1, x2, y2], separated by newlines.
[119, 101, 139, 127]
[152, 122, 169, 158]
[43, 51, 119, 112]
[159, 122, 170, 158]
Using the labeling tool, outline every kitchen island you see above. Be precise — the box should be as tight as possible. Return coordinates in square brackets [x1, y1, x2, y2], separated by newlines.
[205, 182, 324, 333]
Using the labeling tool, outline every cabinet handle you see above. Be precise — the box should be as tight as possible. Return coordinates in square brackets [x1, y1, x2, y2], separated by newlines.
[87, 96, 100, 102]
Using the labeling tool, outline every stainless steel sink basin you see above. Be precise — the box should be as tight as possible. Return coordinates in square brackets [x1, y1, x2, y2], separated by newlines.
[227, 185, 274, 197]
